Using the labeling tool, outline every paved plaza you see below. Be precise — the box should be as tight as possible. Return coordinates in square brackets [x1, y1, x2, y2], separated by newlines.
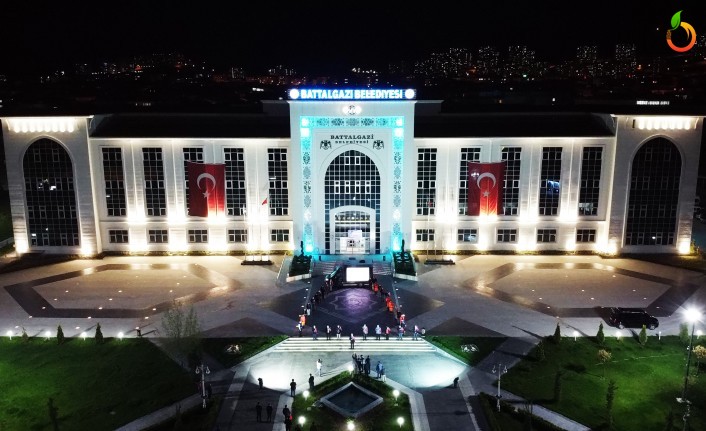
[1, 253, 705, 430]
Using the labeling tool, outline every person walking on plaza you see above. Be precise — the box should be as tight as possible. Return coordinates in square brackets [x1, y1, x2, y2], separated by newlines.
[326, 325, 331, 340]
[283, 405, 291, 422]
[364, 355, 371, 376]
[317, 358, 322, 377]
[336, 324, 342, 339]
[413, 324, 419, 341]
[284, 415, 292, 431]
[297, 322, 303, 337]
[397, 325, 404, 340]
[266, 402, 273, 422]
[376, 361, 382, 378]
[350, 333, 356, 349]
[375, 324, 381, 340]
[312, 325, 318, 340]
[256, 402, 263, 422]
[308, 373, 315, 390]
[385, 326, 391, 340]
[380, 363, 386, 382]
[362, 324, 368, 340]
[290, 379, 297, 397]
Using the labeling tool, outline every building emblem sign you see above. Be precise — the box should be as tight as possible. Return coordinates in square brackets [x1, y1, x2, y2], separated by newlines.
[319, 134, 385, 149]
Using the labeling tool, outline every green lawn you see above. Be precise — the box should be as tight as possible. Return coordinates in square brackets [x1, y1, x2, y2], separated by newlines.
[0, 337, 195, 430]
[502, 335, 705, 431]
[291, 372, 413, 431]
[426, 335, 507, 366]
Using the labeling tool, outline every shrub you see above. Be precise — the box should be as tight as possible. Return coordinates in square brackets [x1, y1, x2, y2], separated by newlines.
[639, 325, 647, 347]
[21, 327, 28, 343]
[535, 340, 546, 362]
[95, 323, 104, 344]
[57, 325, 65, 345]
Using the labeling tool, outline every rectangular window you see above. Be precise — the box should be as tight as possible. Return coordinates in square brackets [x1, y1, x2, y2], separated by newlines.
[183, 148, 204, 215]
[416, 148, 437, 216]
[539, 147, 562, 216]
[227, 229, 248, 243]
[537, 229, 557, 243]
[578, 147, 602, 216]
[148, 229, 168, 243]
[270, 229, 290, 242]
[497, 229, 517, 243]
[501, 147, 521, 216]
[108, 229, 129, 244]
[576, 229, 596, 243]
[143, 148, 167, 217]
[102, 148, 127, 217]
[224, 148, 247, 216]
[415, 229, 435, 242]
[458, 148, 481, 215]
[457, 228, 478, 243]
[188, 229, 208, 243]
[268, 149, 289, 216]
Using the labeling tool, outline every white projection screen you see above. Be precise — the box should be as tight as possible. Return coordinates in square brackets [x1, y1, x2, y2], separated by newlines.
[346, 267, 370, 282]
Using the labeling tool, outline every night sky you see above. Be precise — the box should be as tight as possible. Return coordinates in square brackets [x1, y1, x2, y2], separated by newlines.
[2, 0, 706, 76]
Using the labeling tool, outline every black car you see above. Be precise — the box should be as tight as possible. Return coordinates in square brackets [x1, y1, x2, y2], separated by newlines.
[608, 308, 659, 330]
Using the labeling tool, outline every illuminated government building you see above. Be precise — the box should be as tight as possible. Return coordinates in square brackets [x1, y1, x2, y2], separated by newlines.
[1, 88, 703, 256]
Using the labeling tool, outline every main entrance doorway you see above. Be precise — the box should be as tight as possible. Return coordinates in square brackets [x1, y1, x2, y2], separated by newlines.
[332, 209, 373, 254]
[324, 150, 381, 254]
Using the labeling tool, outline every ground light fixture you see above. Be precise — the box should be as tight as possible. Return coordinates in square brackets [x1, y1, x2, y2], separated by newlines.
[6, 330, 12, 339]
[573, 330, 579, 341]
[348, 364, 354, 376]
[397, 417, 404, 428]
[298, 416, 305, 426]
[81, 332, 87, 340]
[45, 330, 51, 340]
[393, 389, 400, 405]
[303, 390, 309, 400]
[118, 332, 124, 340]
[615, 330, 622, 341]
[347, 420, 355, 430]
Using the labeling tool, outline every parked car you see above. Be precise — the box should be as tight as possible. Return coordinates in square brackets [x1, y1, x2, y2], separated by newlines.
[608, 307, 659, 330]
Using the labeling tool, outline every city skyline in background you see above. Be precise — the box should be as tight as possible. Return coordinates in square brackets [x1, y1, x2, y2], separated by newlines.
[3, 1, 706, 78]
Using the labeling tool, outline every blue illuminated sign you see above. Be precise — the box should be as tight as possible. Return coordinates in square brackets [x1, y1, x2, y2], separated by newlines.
[289, 88, 416, 101]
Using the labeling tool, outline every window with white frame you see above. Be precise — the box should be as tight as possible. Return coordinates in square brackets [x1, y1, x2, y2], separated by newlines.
[228, 229, 248, 243]
[188, 229, 208, 243]
[108, 229, 129, 244]
[416, 229, 435, 242]
[537, 229, 557, 243]
[270, 229, 290, 242]
[148, 229, 168, 243]
[457, 228, 478, 243]
[576, 229, 596, 243]
[497, 229, 517, 243]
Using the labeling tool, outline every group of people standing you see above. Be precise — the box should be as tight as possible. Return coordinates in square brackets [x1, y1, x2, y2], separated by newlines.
[351, 353, 386, 381]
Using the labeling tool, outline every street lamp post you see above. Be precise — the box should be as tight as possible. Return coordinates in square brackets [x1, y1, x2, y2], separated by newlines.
[491, 363, 508, 412]
[195, 363, 211, 409]
[681, 308, 702, 401]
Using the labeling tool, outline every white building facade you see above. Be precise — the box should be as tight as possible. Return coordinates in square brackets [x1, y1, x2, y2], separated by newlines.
[1, 91, 702, 256]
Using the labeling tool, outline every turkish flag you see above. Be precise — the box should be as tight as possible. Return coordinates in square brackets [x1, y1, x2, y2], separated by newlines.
[468, 162, 505, 216]
[187, 162, 225, 217]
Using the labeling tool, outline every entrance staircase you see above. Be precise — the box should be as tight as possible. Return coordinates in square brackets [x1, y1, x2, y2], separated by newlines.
[273, 337, 435, 353]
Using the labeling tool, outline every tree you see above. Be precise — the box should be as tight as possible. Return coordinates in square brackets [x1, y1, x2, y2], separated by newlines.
[553, 323, 562, 344]
[162, 301, 202, 358]
[596, 322, 605, 345]
[56, 325, 65, 345]
[598, 349, 612, 378]
[693, 345, 706, 376]
[95, 322, 104, 344]
[606, 380, 616, 430]
[639, 324, 647, 347]
[679, 323, 690, 345]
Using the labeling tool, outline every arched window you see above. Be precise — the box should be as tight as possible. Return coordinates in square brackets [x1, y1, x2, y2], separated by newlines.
[23, 139, 79, 247]
[324, 150, 381, 253]
[625, 138, 681, 246]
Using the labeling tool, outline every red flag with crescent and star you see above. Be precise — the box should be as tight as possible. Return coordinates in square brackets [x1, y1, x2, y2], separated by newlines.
[187, 162, 225, 217]
[468, 162, 505, 216]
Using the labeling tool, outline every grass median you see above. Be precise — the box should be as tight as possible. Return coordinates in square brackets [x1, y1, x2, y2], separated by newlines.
[502, 334, 705, 430]
[0, 336, 194, 430]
